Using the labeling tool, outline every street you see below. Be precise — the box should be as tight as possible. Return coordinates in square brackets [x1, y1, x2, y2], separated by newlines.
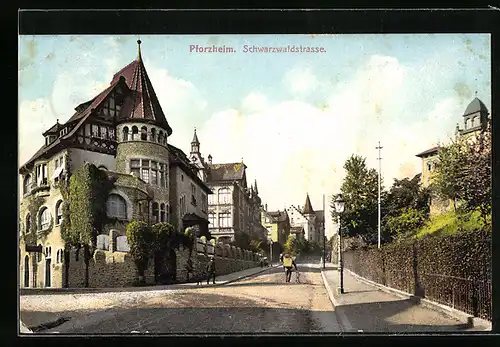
[21, 264, 341, 334]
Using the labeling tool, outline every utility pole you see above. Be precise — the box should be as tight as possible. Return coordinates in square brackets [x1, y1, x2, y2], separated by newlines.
[376, 141, 383, 249]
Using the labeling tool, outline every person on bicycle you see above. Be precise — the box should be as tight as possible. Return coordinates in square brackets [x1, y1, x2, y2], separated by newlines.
[283, 254, 297, 283]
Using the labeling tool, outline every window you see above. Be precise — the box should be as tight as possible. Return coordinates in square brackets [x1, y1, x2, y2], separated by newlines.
[130, 159, 140, 177]
[160, 203, 166, 222]
[427, 162, 432, 172]
[219, 212, 231, 228]
[130, 159, 166, 187]
[56, 249, 63, 264]
[39, 207, 50, 230]
[55, 159, 59, 169]
[36, 164, 48, 186]
[45, 246, 52, 259]
[25, 214, 31, 233]
[180, 195, 187, 216]
[158, 131, 164, 144]
[141, 126, 147, 141]
[218, 188, 231, 204]
[92, 124, 99, 137]
[106, 194, 127, 219]
[132, 126, 139, 140]
[123, 127, 129, 141]
[109, 128, 115, 140]
[150, 128, 156, 142]
[166, 204, 170, 222]
[208, 190, 216, 205]
[191, 183, 197, 206]
[23, 175, 32, 195]
[208, 213, 216, 226]
[152, 202, 159, 224]
[181, 174, 184, 182]
[201, 193, 207, 212]
[55, 200, 63, 225]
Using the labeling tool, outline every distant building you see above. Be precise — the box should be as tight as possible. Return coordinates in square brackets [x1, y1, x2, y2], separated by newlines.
[415, 96, 490, 216]
[261, 205, 290, 245]
[187, 130, 265, 243]
[286, 194, 325, 244]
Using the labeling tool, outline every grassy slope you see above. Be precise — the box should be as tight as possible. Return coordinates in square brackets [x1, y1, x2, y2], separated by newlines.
[415, 209, 489, 239]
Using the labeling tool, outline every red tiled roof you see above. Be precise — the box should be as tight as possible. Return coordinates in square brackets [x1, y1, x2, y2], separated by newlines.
[415, 146, 440, 158]
[208, 163, 247, 182]
[111, 47, 172, 135]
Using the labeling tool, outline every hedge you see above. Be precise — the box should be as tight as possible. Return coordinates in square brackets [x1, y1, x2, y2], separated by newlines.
[343, 228, 491, 320]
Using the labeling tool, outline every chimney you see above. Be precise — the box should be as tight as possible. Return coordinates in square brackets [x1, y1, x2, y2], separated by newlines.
[208, 154, 212, 165]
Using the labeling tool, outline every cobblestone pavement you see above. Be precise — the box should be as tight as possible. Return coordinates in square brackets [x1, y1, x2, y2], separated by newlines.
[25, 264, 340, 334]
[323, 269, 487, 332]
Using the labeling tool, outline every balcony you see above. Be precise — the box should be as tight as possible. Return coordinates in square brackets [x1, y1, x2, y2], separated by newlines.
[27, 179, 50, 196]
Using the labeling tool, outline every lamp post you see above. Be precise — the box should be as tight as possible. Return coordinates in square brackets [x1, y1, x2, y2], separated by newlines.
[334, 194, 345, 294]
[322, 193, 326, 270]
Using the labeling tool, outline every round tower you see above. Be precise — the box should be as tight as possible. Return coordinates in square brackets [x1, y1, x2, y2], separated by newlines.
[114, 40, 173, 222]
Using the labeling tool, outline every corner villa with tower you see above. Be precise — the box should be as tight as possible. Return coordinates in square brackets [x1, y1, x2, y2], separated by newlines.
[415, 96, 491, 215]
[18, 41, 264, 289]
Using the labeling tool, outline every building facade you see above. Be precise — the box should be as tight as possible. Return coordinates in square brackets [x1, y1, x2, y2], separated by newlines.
[415, 96, 491, 216]
[285, 194, 325, 244]
[18, 41, 211, 288]
[186, 130, 266, 243]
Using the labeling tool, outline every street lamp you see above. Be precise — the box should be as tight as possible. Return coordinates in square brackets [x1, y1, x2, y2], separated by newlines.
[334, 194, 345, 294]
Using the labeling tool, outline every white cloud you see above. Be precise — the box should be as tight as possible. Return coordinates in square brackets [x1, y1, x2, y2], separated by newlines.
[284, 67, 319, 97]
[241, 92, 269, 114]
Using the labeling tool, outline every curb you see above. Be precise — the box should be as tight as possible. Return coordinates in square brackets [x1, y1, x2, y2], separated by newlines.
[345, 269, 492, 331]
[320, 270, 354, 332]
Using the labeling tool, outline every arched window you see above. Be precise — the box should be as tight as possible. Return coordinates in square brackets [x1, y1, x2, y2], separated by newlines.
[150, 128, 156, 142]
[218, 188, 231, 204]
[141, 126, 147, 141]
[472, 116, 478, 127]
[39, 207, 50, 230]
[152, 202, 159, 223]
[158, 131, 164, 145]
[166, 204, 170, 222]
[23, 174, 32, 195]
[160, 203, 165, 222]
[26, 214, 31, 234]
[106, 194, 127, 219]
[123, 127, 129, 141]
[132, 126, 139, 141]
[37, 244, 43, 262]
[55, 200, 63, 225]
[466, 118, 471, 129]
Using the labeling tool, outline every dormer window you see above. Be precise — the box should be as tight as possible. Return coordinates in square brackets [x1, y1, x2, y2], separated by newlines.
[59, 128, 68, 137]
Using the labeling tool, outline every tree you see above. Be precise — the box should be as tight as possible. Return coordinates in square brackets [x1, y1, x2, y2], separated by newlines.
[386, 207, 427, 240]
[459, 126, 492, 225]
[331, 154, 382, 244]
[432, 136, 468, 211]
[382, 175, 430, 241]
[284, 235, 300, 256]
[126, 220, 154, 284]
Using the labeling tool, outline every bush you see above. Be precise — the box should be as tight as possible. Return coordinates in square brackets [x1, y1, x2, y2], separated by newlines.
[126, 220, 154, 282]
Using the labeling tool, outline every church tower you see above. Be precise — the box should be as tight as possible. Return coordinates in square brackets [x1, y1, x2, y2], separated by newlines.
[189, 128, 208, 182]
[302, 193, 317, 243]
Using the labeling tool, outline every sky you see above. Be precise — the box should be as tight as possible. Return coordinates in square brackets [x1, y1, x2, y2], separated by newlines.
[18, 34, 491, 238]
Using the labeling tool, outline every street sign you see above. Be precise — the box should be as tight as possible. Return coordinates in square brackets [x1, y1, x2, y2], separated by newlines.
[25, 245, 42, 253]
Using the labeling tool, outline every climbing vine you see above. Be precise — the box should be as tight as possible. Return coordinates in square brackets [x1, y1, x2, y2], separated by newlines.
[126, 220, 154, 283]
[63, 163, 116, 250]
[22, 195, 52, 245]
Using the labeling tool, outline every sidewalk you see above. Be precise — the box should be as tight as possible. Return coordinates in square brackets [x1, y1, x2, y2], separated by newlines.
[20, 265, 277, 333]
[321, 268, 488, 333]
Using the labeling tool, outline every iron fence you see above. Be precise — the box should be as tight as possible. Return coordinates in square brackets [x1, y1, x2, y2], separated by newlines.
[421, 273, 492, 321]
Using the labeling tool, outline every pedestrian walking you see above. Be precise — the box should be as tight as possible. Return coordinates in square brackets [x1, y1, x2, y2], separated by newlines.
[186, 258, 193, 282]
[282, 254, 297, 283]
[206, 256, 216, 284]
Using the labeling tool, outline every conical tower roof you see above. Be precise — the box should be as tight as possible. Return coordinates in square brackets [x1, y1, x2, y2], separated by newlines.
[192, 128, 200, 144]
[111, 40, 172, 135]
[302, 194, 315, 214]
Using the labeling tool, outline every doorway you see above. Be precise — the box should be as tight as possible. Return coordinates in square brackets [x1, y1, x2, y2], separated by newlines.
[24, 255, 29, 287]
